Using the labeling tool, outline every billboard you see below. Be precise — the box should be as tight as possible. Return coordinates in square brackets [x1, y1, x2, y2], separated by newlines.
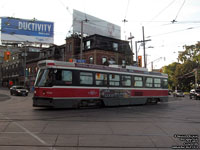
[0, 17, 54, 44]
[73, 9, 121, 39]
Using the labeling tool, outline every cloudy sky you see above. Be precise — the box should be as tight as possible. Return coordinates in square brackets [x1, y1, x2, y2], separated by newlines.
[0, 0, 200, 69]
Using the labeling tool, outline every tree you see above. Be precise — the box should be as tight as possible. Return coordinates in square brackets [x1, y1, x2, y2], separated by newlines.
[178, 42, 200, 64]
[163, 62, 180, 90]
[164, 42, 200, 91]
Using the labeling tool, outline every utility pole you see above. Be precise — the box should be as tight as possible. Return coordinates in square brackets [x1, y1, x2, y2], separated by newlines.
[195, 69, 198, 89]
[135, 41, 138, 64]
[80, 21, 83, 60]
[142, 26, 146, 68]
[136, 26, 151, 68]
[23, 47, 27, 87]
[128, 32, 134, 64]
[136, 40, 151, 68]
[80, 19, 89, 61]
[151, 61, 153, 71]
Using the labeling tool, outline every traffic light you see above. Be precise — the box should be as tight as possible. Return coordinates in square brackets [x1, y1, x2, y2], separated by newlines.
[138, 56, 142, 67]
[4, 51, 11, 61]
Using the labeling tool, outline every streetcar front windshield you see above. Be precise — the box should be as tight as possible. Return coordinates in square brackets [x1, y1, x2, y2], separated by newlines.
[35, 69, 52, 87]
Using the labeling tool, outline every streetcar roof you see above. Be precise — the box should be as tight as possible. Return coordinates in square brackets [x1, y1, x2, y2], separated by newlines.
[37, 60, 168, 78]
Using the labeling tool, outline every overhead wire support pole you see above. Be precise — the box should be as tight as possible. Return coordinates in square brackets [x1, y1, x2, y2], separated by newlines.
[80, 20, 83, 60]
[135, 41, 138, 65]
[142, 26, 146, 68]
[80, 19, 89, 61]
[128, 32, 134, 64]
[136, 31, 151, 68]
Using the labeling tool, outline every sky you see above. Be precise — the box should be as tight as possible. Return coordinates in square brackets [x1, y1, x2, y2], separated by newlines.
[0, 0, 200, 70]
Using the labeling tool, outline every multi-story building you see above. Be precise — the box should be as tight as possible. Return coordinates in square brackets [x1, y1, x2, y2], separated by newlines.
[65, 34, 133, 66]
[1, 34, 133, 90]
[1, 46, 42, 88]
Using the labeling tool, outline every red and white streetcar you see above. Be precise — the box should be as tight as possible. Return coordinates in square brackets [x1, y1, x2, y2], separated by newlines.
[33, 60, 168, 108]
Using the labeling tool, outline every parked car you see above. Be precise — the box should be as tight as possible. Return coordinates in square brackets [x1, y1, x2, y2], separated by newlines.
[189, 89, 200, 100]
[10, 86, 29, 96]
[173, 90, 185, 97]
[168, 90, 173, 95]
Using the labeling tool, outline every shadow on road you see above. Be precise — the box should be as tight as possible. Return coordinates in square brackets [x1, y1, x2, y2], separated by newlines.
[0, 94, 11, 101]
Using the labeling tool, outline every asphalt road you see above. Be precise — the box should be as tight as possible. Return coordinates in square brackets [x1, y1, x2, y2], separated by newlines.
[0, 89, 199, 150]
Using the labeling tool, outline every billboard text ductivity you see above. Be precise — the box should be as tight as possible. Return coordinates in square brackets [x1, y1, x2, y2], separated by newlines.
[0, 17, 54, 44]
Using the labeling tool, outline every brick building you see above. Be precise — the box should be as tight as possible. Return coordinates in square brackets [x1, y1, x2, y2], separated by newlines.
[65, 34, 133, 66]
[1, 34, 133, 89]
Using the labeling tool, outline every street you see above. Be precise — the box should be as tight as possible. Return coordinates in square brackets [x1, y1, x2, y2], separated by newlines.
[0, 89, 199, 150]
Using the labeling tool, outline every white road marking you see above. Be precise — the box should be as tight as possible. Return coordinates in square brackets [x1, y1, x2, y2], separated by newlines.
[0, 113, 57, 150]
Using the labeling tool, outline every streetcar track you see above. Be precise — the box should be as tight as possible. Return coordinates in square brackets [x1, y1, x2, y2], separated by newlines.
[0, 118, 199, 124]
[0, 145, 172, 149]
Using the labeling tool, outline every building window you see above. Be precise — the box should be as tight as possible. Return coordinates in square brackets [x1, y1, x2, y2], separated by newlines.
[89, 56, 94, 64]
[109, 58, 116, 64]
[86, 40, 91, 49]
[122, 60, 126, 66]
[67, 43, 72, 52]
[102, 57, 107, 65]
[113, 42, 118, 51]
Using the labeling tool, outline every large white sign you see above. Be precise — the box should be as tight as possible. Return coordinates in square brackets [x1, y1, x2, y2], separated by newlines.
[0, 17, 54, 44]
[73, 9, 121, 39]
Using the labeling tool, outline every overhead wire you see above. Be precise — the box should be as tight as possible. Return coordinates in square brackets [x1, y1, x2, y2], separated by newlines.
[124, 0, 130, 21]
[172, 0, 186, 23]
[0, 0, 198, 46]
[149, 0, 176, 23]
[147, 25, 200, 38]
[122, 0, 130, 39]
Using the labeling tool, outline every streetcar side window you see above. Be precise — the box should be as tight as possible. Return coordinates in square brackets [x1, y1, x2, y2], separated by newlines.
[145, 77, 153, 88]
[53, 69, 73, 85]
[154, 78, 161, 88]
[62, 70, 72, 84]
[162, 78, 168, 89]
[35, 69, 47, 87]
[109, 74, 120, 86]
[95, 73, 108, 86]
[121, 75, 131, 87]
[133, 76, 143, 87]
[80, 72, 93, 85]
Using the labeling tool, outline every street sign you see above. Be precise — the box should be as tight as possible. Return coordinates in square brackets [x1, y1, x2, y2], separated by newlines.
[76, 59, 86, 63]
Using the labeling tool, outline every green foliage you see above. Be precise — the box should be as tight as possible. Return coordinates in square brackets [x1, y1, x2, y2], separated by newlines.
[164, 42, 200, 91]
[163, 62, 180, 90]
